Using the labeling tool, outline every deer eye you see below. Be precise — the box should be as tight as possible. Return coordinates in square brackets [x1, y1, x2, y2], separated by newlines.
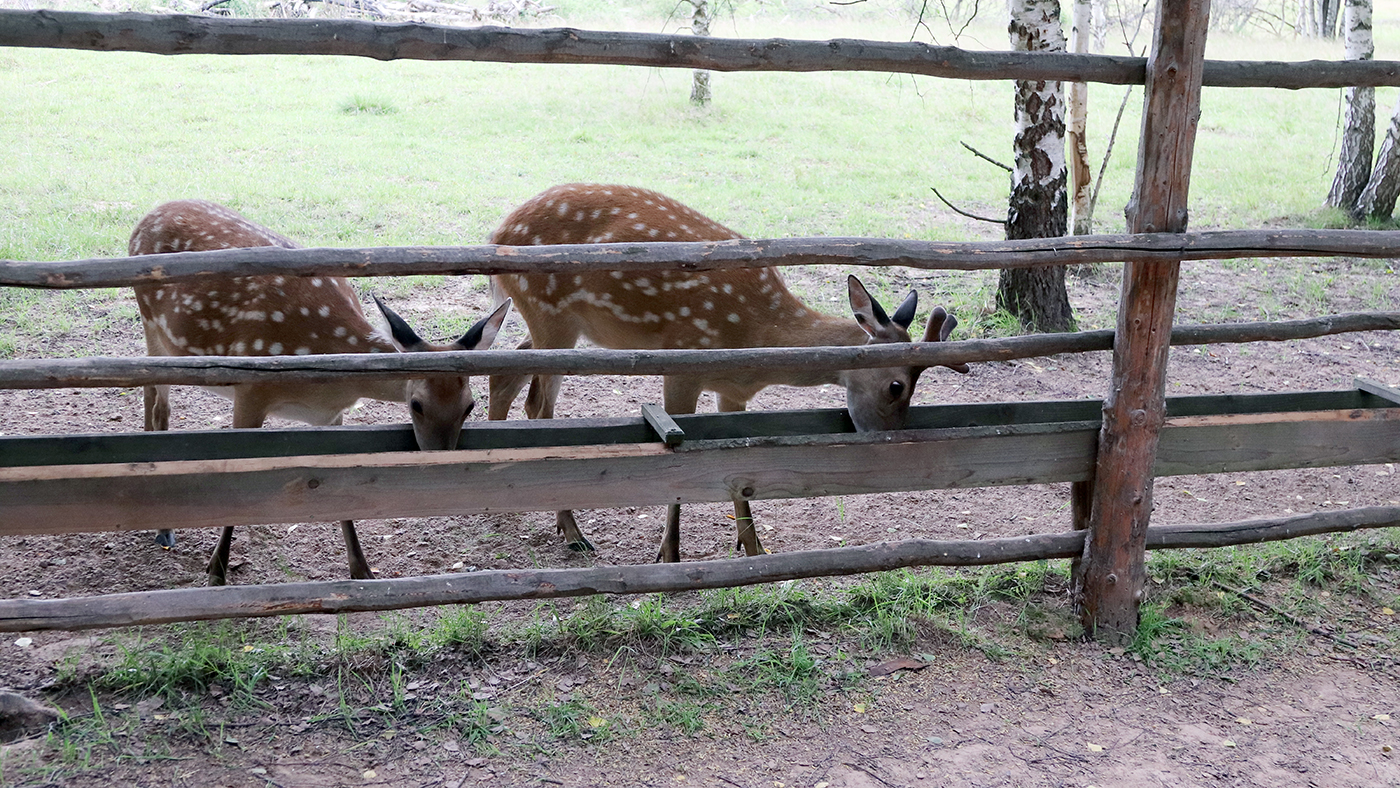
[889, 380, 905, 399]
[410, 399, 424, 415]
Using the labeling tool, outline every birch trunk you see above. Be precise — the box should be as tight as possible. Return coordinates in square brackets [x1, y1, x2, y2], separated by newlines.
[1000, 0, 1075, 332]
[689, 0, 711, 106]
[1068, 0, 1094, 234]
[1327, 0, 1374, 215]
[1358, 95, 1400, 219]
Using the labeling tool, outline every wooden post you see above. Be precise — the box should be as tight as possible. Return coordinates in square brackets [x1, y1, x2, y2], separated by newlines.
[1074, 0, 1210, 643]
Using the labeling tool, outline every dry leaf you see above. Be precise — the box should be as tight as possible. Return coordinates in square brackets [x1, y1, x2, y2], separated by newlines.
[1086, 743, 1104, 752]
[588, 716, 607, 728]
[363, 770, 377, 779]
[1374, 714, 1392, 721]
[1222, 740, 1237, 748]
[868, 657, 928, 677]
[1235, 718, 1253, 725]
[853, 703, 867, 713]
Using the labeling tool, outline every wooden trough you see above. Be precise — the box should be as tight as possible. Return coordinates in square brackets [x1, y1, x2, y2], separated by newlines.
[3, 382, 1397, 539]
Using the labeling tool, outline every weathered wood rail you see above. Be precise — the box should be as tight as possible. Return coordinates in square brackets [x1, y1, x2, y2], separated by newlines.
[4, 229, 1400, 288]
[0, 313, 1393, 389]
[3, 10, 1400, 88]
[3, 505, 1397, 632]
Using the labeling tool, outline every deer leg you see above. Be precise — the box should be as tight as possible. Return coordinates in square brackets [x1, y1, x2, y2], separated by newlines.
[656, 505, 682, 563]
[206, 527, 235, 586]
[652, 377, 705, 563]
[488, 338, 534, 421]
[341, 520, 373, 580]
[555, 510, 594, 552]
[718, 394, 766, 557]
[144, 384, 177, 549]
[201, 395, 274, 586]
[315, 411, 376, 579]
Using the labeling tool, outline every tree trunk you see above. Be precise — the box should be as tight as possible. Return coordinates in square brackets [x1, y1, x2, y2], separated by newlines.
[1001, 0, 1076, 333]
[1302, 0, 1342, 37]
[1358, 95, 1400, 219]
[1327, 0, 1374, 216]
[1068, 0, 1094, 235]
[689, 0, 711, 107]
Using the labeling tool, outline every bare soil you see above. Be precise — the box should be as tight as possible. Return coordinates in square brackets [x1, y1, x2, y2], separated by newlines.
[2, 257, 1399, 787]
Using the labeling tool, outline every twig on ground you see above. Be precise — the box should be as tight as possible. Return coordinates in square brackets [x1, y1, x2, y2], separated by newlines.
[1211, 580, 1360, 650]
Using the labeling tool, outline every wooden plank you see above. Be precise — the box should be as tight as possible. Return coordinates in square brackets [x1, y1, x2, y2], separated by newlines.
[5, 504, 1397, 633]
[0, 425, 1103, 536]
[3, 11, 1400, 90]
[1357, 376, 1400, 406]
[641, 404, 686, 446]
[14, 231, 1400, 289]
[1163, 408, 1400, 428]
[1, 407, 1397, 538]
[0, 313, 1393, 391]
[1077, 0, 1210, 643]
[0, 388, 1387, 468]
[1155, 415, 1400, 475]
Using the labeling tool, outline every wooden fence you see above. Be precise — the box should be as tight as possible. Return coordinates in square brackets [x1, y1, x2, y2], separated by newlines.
[1, 1, 1398, 642]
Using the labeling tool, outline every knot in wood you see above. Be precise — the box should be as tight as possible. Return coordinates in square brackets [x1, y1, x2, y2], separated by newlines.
[1129, 408, 1148, 426]
[307, 479, 321, 489]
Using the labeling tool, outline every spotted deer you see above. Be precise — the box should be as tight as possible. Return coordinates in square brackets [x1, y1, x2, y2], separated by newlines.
[488, 183, 967, 562]
[130, 199, 510, 585]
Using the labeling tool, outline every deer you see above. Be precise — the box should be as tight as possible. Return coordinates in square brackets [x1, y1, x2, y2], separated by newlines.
[129, 199, 511, 585]
[487, 183, 968, 562]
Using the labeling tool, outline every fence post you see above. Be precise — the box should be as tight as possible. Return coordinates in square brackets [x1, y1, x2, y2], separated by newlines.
[1073, 0, 1211, 644]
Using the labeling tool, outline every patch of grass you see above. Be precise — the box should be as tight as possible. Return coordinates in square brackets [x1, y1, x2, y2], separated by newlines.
[1127, 603, 1269, 678]
[540, 696, 614, 742]
[339, 95, 398, 116]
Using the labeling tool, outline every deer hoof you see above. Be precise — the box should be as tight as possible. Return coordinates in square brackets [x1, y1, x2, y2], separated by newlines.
[566, 536, 595, 553]
[154, 529, 175, 549]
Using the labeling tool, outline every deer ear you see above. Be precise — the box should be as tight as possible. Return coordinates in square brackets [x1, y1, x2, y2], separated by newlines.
[457, 299, 511, 351]
[922, 306, 970, 374]
[848, 275, 891, 337]
[373, 295, 427, 351]
[891, 290, 918, 330]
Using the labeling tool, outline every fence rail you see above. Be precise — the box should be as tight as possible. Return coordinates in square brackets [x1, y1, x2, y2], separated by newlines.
[0, 313, 1393, 389]
[3, 10, 1400, 88]
[3, 505, 1395, 632]
[4, 229, 1400, 289]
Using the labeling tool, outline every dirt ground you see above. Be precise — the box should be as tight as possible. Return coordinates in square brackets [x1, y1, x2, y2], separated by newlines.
[1, 254, 1399, 787]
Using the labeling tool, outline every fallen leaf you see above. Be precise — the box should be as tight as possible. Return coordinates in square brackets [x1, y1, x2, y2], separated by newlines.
[853, 703, 867, 713]
[1375, 714, 1392, 721]
[1086, 743, 1104, 752]
[1382, 608, 1395, 616]
[1222, 740, 1237, 748]
[1235, 717, 1252, 725]
[587, 716, 607, 728]
[363, 770, 377, 779]
[868, 657, 928, 677]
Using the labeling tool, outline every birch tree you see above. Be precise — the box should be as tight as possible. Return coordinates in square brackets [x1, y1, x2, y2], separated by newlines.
[1068, 0, 1094, 234]
[1357, 101, 1400, 219]
[1327, 0, 1373, 216]
[1000, 0, 1076, 332]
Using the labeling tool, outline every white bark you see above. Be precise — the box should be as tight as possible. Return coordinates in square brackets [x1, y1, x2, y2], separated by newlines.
[1068, 0, 1093, 234]
[1327, 0, 1374, 215]
[1358, 94, 1400, 219]
[689, 0, 711, 106]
